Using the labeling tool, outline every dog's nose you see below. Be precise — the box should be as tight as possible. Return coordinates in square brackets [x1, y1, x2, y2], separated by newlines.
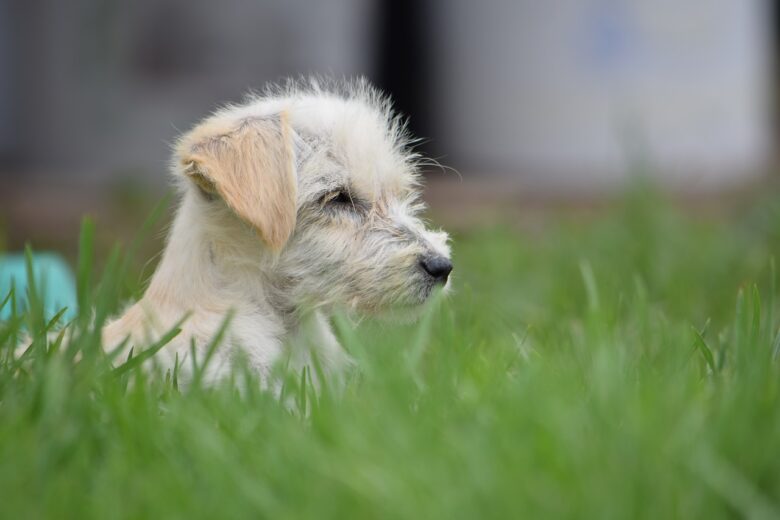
[420, 255, 453, 284]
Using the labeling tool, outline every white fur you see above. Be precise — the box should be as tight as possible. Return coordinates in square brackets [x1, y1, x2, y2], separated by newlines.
[103, 78, 452, 386]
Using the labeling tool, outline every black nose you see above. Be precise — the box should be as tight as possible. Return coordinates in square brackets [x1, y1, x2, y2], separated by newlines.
[420, 255, 453, 284]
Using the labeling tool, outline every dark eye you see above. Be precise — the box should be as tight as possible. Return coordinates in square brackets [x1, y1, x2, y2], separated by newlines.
[320, 188, 365, 215]
[322, 189, 355, 207]
[329, 191, 352, 205]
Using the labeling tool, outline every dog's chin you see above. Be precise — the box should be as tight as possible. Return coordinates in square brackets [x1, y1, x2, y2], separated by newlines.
[357, 281, 449, 324]
[373, 305, 426, 324]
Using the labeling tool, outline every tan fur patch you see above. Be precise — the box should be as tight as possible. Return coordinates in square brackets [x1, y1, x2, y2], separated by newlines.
[178, 113, 297, 250]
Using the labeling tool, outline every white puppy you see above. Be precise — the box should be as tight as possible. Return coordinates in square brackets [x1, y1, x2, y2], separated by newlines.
[103, 79, 452, 385]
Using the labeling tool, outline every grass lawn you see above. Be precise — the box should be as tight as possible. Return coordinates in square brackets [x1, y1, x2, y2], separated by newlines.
[2, 188, 780, 518]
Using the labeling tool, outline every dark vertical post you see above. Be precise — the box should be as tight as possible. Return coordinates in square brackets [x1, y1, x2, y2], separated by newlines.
[375, 0, 432, 152]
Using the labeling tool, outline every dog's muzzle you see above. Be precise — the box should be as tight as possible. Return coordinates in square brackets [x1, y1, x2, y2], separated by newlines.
[419, 254, 453, 285]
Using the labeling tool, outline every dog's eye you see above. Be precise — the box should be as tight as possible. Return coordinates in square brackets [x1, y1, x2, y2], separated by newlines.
[322, 190, 353, 207]
[330, 191, 352, 205]
[319, 188, 367, 216]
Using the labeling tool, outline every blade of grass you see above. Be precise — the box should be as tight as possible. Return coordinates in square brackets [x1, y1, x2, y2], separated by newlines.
[76, 217, 95, 322]
[190, 311, 234, 387]
[690, 321, 715, 373]
[580, 259, 600, 313]
[112, 315, 188, 376]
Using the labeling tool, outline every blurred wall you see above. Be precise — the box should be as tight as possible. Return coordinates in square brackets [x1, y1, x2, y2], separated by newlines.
[0, 0, 14, 161]
[2, 0, 378, 185]
[427, 0, 773, 190]
[0, 0, 775, 194]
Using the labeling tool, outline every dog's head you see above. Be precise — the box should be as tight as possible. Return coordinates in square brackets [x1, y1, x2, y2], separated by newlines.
[174, 79, 451, 313]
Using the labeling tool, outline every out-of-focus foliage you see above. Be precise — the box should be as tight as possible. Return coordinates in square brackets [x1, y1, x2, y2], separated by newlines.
[1, 189, 780, 518]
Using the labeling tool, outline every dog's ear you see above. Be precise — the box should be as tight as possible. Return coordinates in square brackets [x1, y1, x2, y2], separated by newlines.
[176, 113, 297, 250]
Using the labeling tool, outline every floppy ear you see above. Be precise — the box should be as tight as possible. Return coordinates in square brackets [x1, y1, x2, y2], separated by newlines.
[176, 113, 297, 251]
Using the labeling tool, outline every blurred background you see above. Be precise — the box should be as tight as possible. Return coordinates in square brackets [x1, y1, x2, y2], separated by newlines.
[0, 0, 776, 251]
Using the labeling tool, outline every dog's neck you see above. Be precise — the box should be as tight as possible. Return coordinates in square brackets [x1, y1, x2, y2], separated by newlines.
[145, 191, 301, 334]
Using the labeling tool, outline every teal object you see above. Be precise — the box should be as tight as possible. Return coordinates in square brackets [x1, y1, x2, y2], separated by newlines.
[0, 253, 78, 322]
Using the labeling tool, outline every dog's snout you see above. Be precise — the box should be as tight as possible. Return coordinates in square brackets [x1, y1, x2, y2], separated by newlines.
[419, 255, 453, 284]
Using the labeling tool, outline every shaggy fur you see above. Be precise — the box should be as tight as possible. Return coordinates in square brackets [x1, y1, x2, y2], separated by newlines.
[103, 78, 452, 385]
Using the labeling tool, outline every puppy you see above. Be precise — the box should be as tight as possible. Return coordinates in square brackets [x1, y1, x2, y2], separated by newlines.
[103, 79, 452, 385]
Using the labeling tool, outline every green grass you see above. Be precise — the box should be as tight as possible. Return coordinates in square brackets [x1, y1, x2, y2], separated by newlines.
[3, 188, 780, 518]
